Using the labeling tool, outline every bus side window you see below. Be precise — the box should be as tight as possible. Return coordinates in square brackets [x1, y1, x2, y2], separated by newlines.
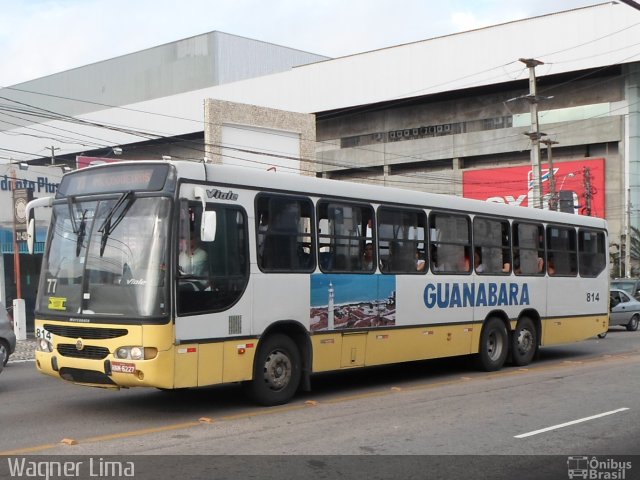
[578, 228, 606, 277]
[513, 222, 544, 276]
[255, 194, 315, 272]
[177, 203, 249, 315]
[429, 212, 471, 274]
[377, 207, 426, 274]
[317, 200, 374, 273]
[546, 225, 577, 277]
[473, 217, 511, 274]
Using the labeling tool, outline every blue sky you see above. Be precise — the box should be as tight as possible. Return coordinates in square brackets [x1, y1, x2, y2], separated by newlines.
[0, 0, 601, 86]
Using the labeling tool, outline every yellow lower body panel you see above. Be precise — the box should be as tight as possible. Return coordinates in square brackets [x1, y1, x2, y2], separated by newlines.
[174, 341, 256, 388]
[541, 315, 608, 346]
[311, 323, 475, 373]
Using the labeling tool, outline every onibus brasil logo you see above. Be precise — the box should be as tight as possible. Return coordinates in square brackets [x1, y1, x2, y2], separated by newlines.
[567, 456, 632, 479]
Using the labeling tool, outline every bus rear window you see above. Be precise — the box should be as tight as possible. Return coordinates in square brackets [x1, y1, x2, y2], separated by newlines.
[578, 229, 606, 277]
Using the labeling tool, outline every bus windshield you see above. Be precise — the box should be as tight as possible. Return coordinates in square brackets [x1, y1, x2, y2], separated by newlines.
[37, 196, 171, 320]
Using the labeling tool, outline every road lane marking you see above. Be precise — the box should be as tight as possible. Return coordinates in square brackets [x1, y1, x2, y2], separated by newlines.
[0, 443, 59, 455]
[514, 408, 629, 438]
[3, 352, 638, 455]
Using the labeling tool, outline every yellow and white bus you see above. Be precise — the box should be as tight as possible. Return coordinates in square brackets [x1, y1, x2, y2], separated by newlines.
[29, 160, 609, 405]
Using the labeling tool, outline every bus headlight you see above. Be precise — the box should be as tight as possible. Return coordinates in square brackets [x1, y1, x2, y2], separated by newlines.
[114, 346, 158, 360]
[36, 338, 53, 353]
[130, 347, 144, 360]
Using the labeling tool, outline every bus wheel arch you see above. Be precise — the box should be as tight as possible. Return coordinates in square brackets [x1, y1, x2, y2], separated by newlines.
[245, 321, 310, 406]
[477, 314, 509, 372]
[511, 310, 540, 367]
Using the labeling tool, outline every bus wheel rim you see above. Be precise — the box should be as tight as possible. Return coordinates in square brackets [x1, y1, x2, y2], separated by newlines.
[516, 329, 533, 355]
[262, 350, 292, 391]
[487, 332, 502, 360]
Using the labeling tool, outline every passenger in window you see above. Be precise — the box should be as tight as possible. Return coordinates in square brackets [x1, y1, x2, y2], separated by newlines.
[502, 252, 511, 273]
[257, 212, 269, 260]
[179, 236, 208, 277]
[458, 252, 471, 272]
[569, 257, 577, 275]
[415, 250, 426, 271]
[362, 243, 374, 270]
[513, 256, 521, 275]
[547, 256, 556, 276]
[474, 249, 485, 273]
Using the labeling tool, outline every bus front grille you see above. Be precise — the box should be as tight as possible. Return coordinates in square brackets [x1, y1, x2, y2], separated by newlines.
[44, 325, 128, 340]
[59, 368, 116, 386]
[57, 344, 111, 359]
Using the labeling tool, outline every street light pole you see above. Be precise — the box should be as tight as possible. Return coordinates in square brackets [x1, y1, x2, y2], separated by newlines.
[11, 168, 22, 300]
[49, 145, 60, 166]
[541, 138, 559, 210]
[520, 58, 544, 209]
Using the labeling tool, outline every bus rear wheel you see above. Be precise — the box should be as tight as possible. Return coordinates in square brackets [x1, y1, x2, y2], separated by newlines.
[477, 317, 508, 371]
[511, 316, 537, 366]
[246, 334, 301, 406]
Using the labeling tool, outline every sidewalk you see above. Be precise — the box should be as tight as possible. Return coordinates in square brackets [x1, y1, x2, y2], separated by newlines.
[9, 338, 36, 363]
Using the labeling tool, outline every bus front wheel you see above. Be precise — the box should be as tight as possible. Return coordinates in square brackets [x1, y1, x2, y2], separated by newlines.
[246, 334, 301, 406]
[477, 317, 508, 371]
[511, 316, 537, 366]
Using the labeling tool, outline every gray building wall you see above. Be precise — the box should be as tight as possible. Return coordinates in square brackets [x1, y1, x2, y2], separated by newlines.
[0, 31, 328, 130]
[316, 69, 627, 247]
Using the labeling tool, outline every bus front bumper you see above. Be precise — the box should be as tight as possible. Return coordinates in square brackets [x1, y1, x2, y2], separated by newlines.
[35, 349, 175, 389]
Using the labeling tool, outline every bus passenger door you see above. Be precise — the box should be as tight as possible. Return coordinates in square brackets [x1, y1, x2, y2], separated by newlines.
[174, 193, 252, 387]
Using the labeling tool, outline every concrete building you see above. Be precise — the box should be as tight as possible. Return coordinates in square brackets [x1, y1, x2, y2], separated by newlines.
[2, 1, 640, 313]
[0, 31, 327, 323]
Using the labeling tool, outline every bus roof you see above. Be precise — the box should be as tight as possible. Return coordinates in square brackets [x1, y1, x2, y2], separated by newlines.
[79, 159, 608, 230]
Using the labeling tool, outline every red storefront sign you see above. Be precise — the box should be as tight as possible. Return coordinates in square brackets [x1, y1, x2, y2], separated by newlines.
[76, 155, 121, 170]
[462, 158, 605, 218]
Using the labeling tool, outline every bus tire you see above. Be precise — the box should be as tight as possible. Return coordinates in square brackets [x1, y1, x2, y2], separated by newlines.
[477, 317, 508, 371]
[246, 334, 301, 406]
[511, 316, 537, 366]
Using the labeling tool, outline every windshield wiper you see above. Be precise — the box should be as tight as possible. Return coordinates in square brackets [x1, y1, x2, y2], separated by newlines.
[98, 191, 134, 256]
[75, 209, 88, 257]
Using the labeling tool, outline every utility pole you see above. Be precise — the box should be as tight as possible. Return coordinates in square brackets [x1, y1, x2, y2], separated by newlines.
[582, 166, 593, 216]
[626, 188, 632, 277]
[520, 58, 545, 209]
[49, 145, 60, 166]
[11, 168, 22, 300]
[541, 138, 559, 210]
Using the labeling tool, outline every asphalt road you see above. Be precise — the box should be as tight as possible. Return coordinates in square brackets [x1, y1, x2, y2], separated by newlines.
[1, 328, 639, 479]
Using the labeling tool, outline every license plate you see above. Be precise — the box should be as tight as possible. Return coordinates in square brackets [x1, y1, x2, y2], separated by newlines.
[111, 362, 135, 374]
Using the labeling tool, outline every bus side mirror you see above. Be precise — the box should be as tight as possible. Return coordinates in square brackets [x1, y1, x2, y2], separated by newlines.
[27, 218, 35, 254]
[201, 211, 217, 242]
[25, 196, 53, 254]
[193, 187, 216, 242]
